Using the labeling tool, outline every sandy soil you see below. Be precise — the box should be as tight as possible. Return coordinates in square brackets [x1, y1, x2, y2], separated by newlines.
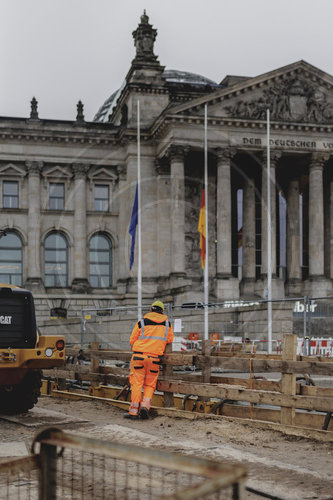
[0, 395, 332, 499]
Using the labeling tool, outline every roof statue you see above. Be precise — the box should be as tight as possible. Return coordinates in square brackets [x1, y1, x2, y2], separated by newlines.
[30, 97, 39, 120]
[76, 100, 85, 123]
[132, 10, 158, 63]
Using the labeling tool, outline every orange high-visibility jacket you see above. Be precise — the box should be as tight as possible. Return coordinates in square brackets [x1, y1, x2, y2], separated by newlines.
[130, 312, 174, 356]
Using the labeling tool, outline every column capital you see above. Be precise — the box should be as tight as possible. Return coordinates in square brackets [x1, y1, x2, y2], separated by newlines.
[72, 163, 89, 178]
[215, 147, 237, 162]
[167, 145, 189, 162]
[25, 161, 43, 175]
[310, 152, 330, 170]
[155, 157, 170, 176]
[262, 150, 281, 167]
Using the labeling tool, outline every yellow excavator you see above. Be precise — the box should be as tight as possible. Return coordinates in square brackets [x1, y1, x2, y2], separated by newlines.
[0, 284, 65, 413]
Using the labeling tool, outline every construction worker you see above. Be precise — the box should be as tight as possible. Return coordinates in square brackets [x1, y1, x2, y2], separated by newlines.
[124, 300, 174, 420]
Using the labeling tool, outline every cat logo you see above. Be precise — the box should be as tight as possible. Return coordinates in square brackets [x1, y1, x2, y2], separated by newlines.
[0, 315, 12, 324]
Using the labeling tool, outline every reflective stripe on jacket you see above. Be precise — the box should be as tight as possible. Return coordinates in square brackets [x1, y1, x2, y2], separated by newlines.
[130, 312, 174, 356]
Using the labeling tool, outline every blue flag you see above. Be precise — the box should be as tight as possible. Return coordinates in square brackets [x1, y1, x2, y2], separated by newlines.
[129, 184, 138, 269]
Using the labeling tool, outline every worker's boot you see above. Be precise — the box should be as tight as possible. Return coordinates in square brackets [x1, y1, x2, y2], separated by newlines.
[123, 412, 139, 420]
[139, 407, 149, 420]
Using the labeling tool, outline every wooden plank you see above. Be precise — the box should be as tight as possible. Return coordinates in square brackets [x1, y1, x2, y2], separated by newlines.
[300, 355, 333, 363]
[90, 350, 132, 362]
[157, 379, 333, 412]
[66, 348, 333, 374]
[46, 365, 281, 392]
[43, 368, 128, 386]
[195, 356, 333, 375]
[151, 407, 333, 442]
[172, 373, 282, 392]
[66, 346, 333, 362]
[281, 334, 297, 425]
[66, 349, 132, 362]
[46, 364, 128, 377]
[91, 342, 100, 371]
[301, 385, 333, 397]
[213, 403, 333, 431]
[211, 352, 282, 360]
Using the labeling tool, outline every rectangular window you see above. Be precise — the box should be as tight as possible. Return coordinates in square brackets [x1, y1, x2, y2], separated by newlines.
[94, 185, 109, 211]
[3, 181, 19, 208]
[49, 183, 65, 210]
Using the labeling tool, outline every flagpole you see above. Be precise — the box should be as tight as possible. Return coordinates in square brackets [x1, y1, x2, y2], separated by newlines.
[204, 104, 209, 341]
[137, 100, 142, 320]
[267, 108, 272, 354]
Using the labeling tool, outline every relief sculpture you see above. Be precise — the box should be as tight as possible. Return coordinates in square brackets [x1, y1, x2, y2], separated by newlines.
[225, 76, 333, 123]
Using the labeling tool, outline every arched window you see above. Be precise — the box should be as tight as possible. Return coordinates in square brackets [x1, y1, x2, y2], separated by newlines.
[89, 234, 112, 288]
[0, 232, 22, 286]
[44, 233, 68, 287]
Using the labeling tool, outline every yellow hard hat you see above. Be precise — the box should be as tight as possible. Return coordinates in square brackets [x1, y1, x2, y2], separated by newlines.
[151, 300, 165, 311]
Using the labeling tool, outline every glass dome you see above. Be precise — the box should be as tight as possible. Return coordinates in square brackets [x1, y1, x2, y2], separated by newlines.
[93, 70, 218, 123]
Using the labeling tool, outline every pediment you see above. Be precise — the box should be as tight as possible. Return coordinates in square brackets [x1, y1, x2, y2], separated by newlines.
[0, 163, 25, 177]
[171, 61, 333, 125]
[43, 166, 71, 179]
[88, 167, 117, 183]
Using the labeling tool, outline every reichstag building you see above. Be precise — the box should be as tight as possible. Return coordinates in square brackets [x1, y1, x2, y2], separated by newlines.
[1, 11, 333, 319]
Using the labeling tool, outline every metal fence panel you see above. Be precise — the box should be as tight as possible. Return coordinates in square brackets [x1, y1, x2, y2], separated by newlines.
[76, 296, 333, 355]
[0, 456, 39, 500]
[0, 428, 246, 500]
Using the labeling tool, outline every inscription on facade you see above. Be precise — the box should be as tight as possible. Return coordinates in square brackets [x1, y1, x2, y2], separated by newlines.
[242, 137, 333, 150]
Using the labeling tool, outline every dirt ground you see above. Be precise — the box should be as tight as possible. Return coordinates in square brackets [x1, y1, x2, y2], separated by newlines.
[0, 395, 332, 500]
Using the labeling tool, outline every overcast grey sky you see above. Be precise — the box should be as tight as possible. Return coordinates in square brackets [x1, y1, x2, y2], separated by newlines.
[1, 0, 333, 121]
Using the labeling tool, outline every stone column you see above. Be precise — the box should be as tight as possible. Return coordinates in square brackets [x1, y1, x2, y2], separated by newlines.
[72, 163, 90, 292]
[156, 159, 171, 279]
[286, 178, 302, 295]
[260, 152, 280, 276]
[256, 151, 284, 298]
[330, 180, 333, 280]
[116, 165, 128, 294]
[240, 175, 256, 296]
[305, 153, 331, 295]
[169, 146, 186, 276]
[215, 148, 239, 299]
[25, 161, 44, 291]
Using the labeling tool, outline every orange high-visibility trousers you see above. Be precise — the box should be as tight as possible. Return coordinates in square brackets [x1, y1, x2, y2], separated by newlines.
[128, 353, 160, 415]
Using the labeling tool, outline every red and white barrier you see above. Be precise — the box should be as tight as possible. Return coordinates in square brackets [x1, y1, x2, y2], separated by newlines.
[297, 337, 333, 357]
[172, 336, 188, 352]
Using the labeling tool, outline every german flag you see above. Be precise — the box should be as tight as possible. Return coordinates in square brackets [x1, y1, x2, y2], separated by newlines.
[198, 189, 206, 269]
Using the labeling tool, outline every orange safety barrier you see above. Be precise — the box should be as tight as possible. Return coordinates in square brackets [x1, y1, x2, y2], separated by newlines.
[188, 332, 199, 341]
[209, 333, 220, 345]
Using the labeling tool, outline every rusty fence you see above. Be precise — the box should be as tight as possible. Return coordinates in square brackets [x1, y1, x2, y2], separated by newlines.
[0, 427, 247, 500]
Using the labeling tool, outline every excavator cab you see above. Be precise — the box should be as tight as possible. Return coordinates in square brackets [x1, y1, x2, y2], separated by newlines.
[0, 284, 65, 414]
[0, 286, 37, 348]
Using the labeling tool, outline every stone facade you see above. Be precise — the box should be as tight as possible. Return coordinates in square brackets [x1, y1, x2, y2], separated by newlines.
[1, 12, 333, 325]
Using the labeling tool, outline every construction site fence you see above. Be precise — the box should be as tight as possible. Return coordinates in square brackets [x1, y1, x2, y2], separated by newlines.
[173, 336, 333, 357]
[77, 296, 333, 354]
[46, 335, 333, 432]
[0, 427, 247, 500]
